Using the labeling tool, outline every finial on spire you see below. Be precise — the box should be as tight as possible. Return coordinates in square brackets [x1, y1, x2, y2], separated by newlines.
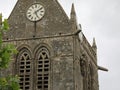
[92, 38, 97, 53]
[92, 38, 97, 48]
[71, 3, 76, 15]
[70, 3, 76, 20]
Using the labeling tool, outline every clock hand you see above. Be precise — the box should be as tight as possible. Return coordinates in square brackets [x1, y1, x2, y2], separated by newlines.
[34, 11, 39, 18]
[36, 7, 43, 13]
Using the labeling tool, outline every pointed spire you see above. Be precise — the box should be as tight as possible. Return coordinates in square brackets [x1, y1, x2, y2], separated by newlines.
[92, 38, 97, 48]
[92, 38, 97, 53]
[70, 3, 76, 20]
[71, 3, 76, 15]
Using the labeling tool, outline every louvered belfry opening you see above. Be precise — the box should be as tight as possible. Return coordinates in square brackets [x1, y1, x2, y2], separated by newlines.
[16, 46, 50, 90]
[36, 47, 50, 90]
[17, 49, 32, 90]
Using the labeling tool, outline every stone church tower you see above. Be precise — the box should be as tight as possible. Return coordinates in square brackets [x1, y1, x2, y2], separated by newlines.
[2, 0, 107, 90]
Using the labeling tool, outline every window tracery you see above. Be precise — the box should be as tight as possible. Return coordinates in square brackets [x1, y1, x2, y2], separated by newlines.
[35, 47, 50, 90]
[17, 49, 32, 90]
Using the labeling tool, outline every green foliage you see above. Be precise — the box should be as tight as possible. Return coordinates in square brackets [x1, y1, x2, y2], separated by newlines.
[0, 44, 17, 69]
[0, 75, 20, 90]
[0, 14, 9, 31]
[1, 19, 9, 30]
[0, 14, 20, 90]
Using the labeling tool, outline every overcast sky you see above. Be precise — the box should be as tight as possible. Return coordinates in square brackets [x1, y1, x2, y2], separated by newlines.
[0, 0, 120, 90]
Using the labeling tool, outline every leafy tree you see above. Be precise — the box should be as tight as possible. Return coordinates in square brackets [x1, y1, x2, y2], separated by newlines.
[0, 14, 20, 90]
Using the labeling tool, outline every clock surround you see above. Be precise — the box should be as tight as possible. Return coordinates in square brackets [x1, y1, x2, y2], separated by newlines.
[26, 3, 45, 22]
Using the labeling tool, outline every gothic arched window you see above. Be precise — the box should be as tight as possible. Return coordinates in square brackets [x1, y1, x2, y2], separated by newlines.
[16, 48, 32, 90]
[35, 47, 50, 90]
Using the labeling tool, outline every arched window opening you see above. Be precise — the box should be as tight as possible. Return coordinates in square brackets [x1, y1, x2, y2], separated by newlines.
[16, 49, 32, 90]
[36, 47, 50, 90]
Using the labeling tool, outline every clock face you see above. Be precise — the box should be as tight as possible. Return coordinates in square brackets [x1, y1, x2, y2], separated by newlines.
[26, 3, 45, 21]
